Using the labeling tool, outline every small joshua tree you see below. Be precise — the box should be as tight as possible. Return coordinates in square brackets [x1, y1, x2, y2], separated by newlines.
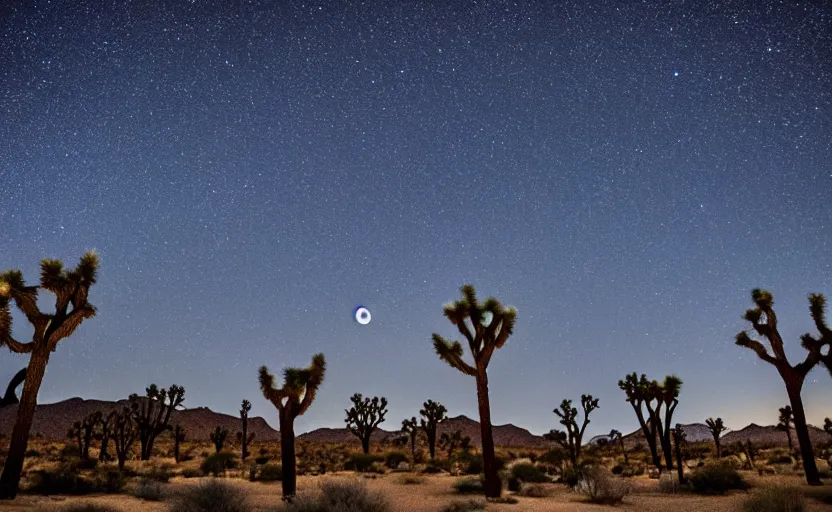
[210, 426, 229, 453]
[735, 289, 823, 485]
[238, 399, 255, 462]
[672, 424, 687, 485]
[825, 418, 831, 436]
[432, 284, 517, 498]
[129, 384, 185, 460]
[259, 353, 326, 500]
[68, 421, 83, 458]
[419, 399, 447, 460]
[609, 429, 628, 465]
[97, 411, 114, 462]
[111, 408, 137, 470]
[81, 412, 101, 460]
[619, 373, 681, 472]
[345, 393, 388, 454]
[401, 417, 419, 461]
[0, 252, 99, 498]
[439, 429, 471, 459]
[545, 395, 599, 467]
[705, 417, 727, 458]
[777, 405, 794, 455]
[173, 425, 185, 463]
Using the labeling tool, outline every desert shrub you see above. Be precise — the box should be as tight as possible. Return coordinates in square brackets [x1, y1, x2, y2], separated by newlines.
[538, 447, 567, 467]
[453, 476, 485, 494]
[141, 465, 173, 483]
[744, 485, 806, 512]
[562, 467, 583, 487]
[170, 479, 249, 512]
[441, 500, 486, 512]
[255, 456, 271, 465]
[182, 468, 201, 478]
[369, 461, 387, 474]
[611, 464, 624, 475]
[510, 462, 549, 483]
[454, 452, 484, 475]
[25, 449, 41, 457]
[133, 478, 164, 501]
[383, 451, 409, 469]
[517, 483, 556, 498]
[344, 453, 385, 472]
[577, 466, 630, 505]
[395, 475, 425, 485]
[200, 452, 238, 477]
[421, 462, 443, 474]
[73, 458, 99, 470]
[59, 505, 120, 512]
[507, 477, 521, 492]
[690, 461, 751, 495]
[26, 466, 95, 495]
[253, 463, 283, 482]
[284, 478, 390, 512]
[722, 455, 745, 470]
[490, 496, 518, 504]
[658, 473, 682, 494]
[579, 456, 602, 467]
[93, 469, 127, 494]
[768, 455, 794, 465]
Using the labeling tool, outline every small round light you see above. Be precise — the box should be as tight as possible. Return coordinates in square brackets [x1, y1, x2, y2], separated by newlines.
[354, 306, 372, 325]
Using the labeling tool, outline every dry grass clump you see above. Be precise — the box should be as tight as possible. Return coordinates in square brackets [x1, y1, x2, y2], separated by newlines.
[284, 478, 390, 512]
[170, 479, 250, 512]
[744, 485, 806, 512]
[394, 475, 425, 485]
[58, 506, 121, 512]
[133, 477, 164, 501]
[440, 500, 486, 512]
[516, 482, 556, 497]
[576, 466, 631, 505]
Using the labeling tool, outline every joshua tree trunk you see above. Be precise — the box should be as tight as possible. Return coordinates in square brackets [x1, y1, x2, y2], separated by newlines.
[361, 436, 370, 454]
[410, 435, 416, 461]
[0, 346, 49, 499]
[715, 439, 721, 459]
[786, 383, 821, 485]
[476, 369, 500, 499]
[279, 408, 297, 499]
[141, 437, 156, 461]
[427, 431, 437, 459]
[619, 438, 629, 465]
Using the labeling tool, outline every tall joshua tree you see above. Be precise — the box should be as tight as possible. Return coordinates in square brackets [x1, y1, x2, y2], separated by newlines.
[705, 417, 727, 458]
[129, 384, 185, 460]
[401, 417, 419, 461]
[735, 289, 823, 485]
[776, 405, 794, 455]
[0, 252, 99, 498]
[173, 425, 185, 463]
[345, 393, 388, 454]
[609, 429, 628, 465]
[432, 284, 517, 498]
[672, 424, 687, 485]
[259, 353, 326, 500]
[210, 426, 229, 453]
[545, 395, 599, 467]
[238, 399, 255, 462]
[419, 399, 447, 460]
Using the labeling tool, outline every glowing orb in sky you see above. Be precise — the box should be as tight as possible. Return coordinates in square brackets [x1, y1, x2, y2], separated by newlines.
[354, 306, 372, 325]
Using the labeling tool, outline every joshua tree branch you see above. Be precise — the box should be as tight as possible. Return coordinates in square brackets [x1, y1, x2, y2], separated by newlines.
[736, 332, 777, 365]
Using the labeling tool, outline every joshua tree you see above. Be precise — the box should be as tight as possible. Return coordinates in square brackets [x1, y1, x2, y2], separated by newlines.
[419, 399, 447, 460]
[672, 424, 687, 485]
[67, 411, 100, 460]
[439, 429, 471, 459]
[259, 353, 326, 500]
[801, 294, 832, 376]
[210, 426, 229, 453]
[776, 405, 794, 455]
[173, 425, 185, 463]
[0, 252, 99, 498]
[238, 399, 255, 462]
[825, 418, 831, 436]
[735, 289, 823, 485]
[705, 417, 727, 458]
[67, 421, 83, 458]
[432, 284, 517, 498]
[111, 408, 137, 470]
[609, 429, 628, 465]
[401, 417, 419, 461]
[0, 369, 26, 408]
[741, 440, 758, 470]
[545, 395, 599, 467]
[345, 393, 388, 454]
[618, 372, 675, 472]
[128, 384, 185, 460]
[656, 376, 682, 471]
[97, 411, 114, 462]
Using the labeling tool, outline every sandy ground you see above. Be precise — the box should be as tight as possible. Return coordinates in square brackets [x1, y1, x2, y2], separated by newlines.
[0, 472, 828, 511]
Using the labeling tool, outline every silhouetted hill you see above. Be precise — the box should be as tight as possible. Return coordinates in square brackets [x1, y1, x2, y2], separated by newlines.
[721, 423, 830, 447]
[0, 398, 279, 441]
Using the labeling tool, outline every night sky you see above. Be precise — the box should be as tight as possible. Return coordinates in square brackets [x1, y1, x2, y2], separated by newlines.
[1, 0, 830, 440]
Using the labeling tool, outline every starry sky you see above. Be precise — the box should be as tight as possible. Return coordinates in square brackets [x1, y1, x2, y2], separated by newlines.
[1, 0, 830, 440]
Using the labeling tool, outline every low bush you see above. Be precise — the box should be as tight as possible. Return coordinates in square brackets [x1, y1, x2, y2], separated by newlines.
[93, 469, 127, 494]
[169, 479, 249, 512]
[690, 461, 751, 495]
[421, 462, 443, 474]
[517, 483, 556, 498]
[768, 455, 794, 465]
[344, 453, 385, 472]
[453, 476, 485, 494]
[133, 478, 164, 501]
[611, 464, 624, 475]
[181, 468, 201, 478]
[510, 462, 549, 483]
[200, 452, 238, 477]
[26, 468, 94, 495]
[383, 451, 409, 469]
[562, 467, 583, 487]
[658, 473, 682, 494]
[59, 505, 120, 512]
[490, 496, 518, 504]
[252, 463, 282, 482]
[395, 475, 425, 485]
[577, 466, 630, 505]
[141, 465, 173, 483]
[284, 478, 390, 512]
[744, 485, 806, 512]
[440, 500, 486, 512]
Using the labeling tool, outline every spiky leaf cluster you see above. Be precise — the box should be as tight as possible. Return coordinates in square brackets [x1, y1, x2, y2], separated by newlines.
[800, 294, 832, 376]
[259, 353, 326, 418]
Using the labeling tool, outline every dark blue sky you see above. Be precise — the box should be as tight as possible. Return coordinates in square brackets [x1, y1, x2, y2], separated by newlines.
[1, 0, 830, 438]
